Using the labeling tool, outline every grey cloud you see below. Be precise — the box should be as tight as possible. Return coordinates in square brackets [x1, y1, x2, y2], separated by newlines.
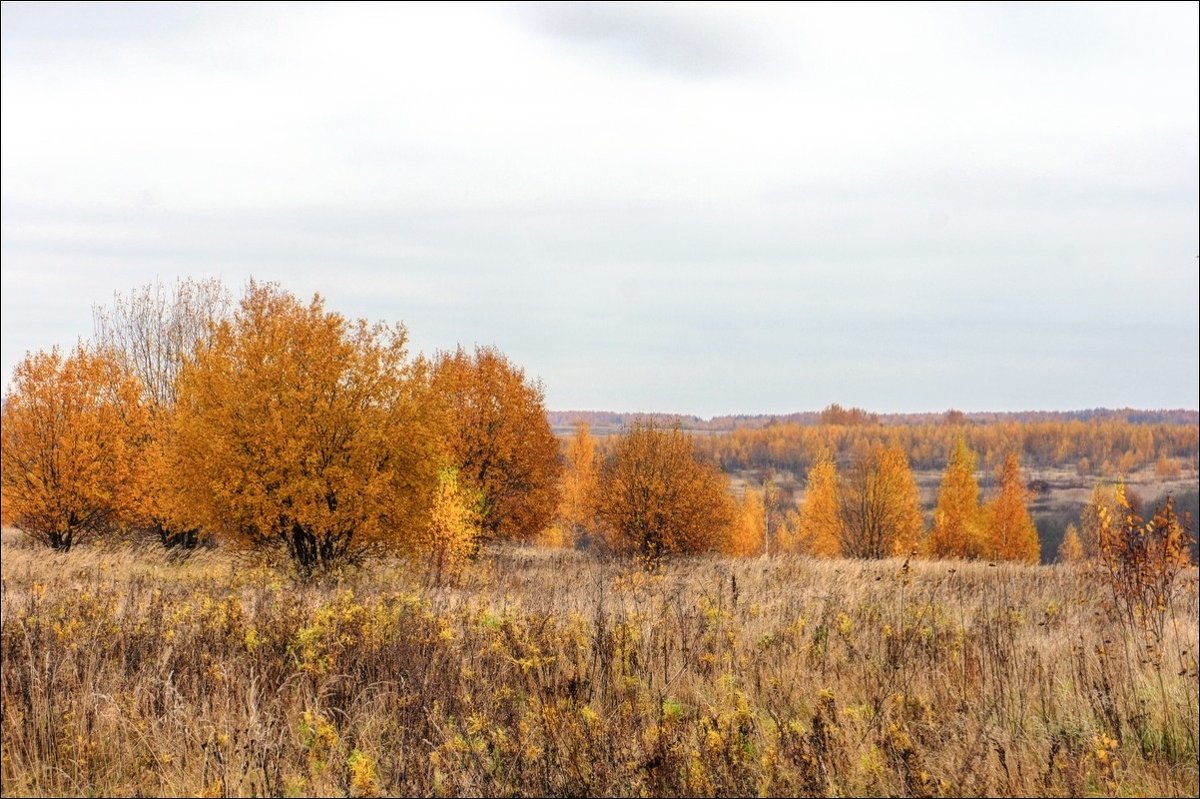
[1, 2, 227, 55]
[1, 2, 207, 41]
[511, 1, 772, 76]
[0, 2, 281, 72]
[4, 162, 1195, 414]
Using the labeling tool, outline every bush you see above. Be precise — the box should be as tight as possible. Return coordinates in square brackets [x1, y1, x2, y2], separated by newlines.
[0, 345, 150, 550]
[171, 282, 443, 576]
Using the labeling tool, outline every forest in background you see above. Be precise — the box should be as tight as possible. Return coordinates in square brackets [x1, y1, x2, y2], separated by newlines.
[550, 408, 1199, 474]
[549, 407, 1200, 434]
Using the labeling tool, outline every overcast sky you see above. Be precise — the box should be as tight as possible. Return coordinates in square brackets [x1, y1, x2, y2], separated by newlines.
[2, 2, 1197, 416]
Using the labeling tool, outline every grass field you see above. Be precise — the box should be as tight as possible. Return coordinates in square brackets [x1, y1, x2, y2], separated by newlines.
[2, 530, 1197, 797]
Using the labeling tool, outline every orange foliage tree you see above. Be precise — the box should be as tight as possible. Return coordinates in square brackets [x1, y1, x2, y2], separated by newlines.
[726, 486, 766, 557]
[838, 444, 923, 559]
[1080, 483, 1121, 559]
[819, 403, 878, 426]
[928, 438, 984, 558]
[559, 421, 600, 548]
[171, 283, 443, 576]
[796, 451, 843, 557]
[421, 467, 482, 584]
[433, 346, 562, 543]
[1, 345, 150, 550]
[1057, 523, 1085, 563]
[984, 452, 1040, 562]
[597, 423, 734, 560]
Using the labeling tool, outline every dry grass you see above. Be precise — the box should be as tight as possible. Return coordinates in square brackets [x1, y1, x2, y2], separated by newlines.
[2, 532, 1197, 797]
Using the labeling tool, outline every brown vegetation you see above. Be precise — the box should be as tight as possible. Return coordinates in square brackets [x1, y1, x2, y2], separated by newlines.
[2, 534, 1195, 797]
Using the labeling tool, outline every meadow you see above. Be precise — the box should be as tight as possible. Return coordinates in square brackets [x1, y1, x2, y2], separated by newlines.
[2, 529, 1196, 797]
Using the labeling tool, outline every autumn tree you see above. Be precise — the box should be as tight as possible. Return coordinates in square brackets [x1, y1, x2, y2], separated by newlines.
[928, 438, 984, 558]
[796, 451, 843, 557]
[92, 277, 232, 549]
[761, 476, 786, 556]
[984, 452, 1040, 562]
[1057, 523, 1084, 563]
[432, 346, 562, 544]
[775, 509, 803, 555]
[838, 444, 923, 558]
[691, 413, 1198, 478]
[942, 409, 967, 426]
[422, 467, 482, 584]
[819, 403, 877, 426]
[558, 421, 600, 548]
[1, 345, 150, 550]
[597, 423, 734, 560]
[1080, 483, 1121, 559]
[726, 486, 766, 557]
[1154, 455, 1182, 479]
[171, 282, 442, 576]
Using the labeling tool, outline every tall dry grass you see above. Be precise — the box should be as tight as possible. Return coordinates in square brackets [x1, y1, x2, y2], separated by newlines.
[2, 531, 1197, 797]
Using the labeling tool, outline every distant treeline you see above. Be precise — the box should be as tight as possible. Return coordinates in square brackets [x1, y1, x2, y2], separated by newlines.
[550, 406, 1200, 474]
[549, 405, 1200, 433]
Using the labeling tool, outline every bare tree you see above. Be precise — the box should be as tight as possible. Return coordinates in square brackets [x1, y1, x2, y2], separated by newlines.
[93, 277, 231, 406]
[92, 277, 231, 548]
